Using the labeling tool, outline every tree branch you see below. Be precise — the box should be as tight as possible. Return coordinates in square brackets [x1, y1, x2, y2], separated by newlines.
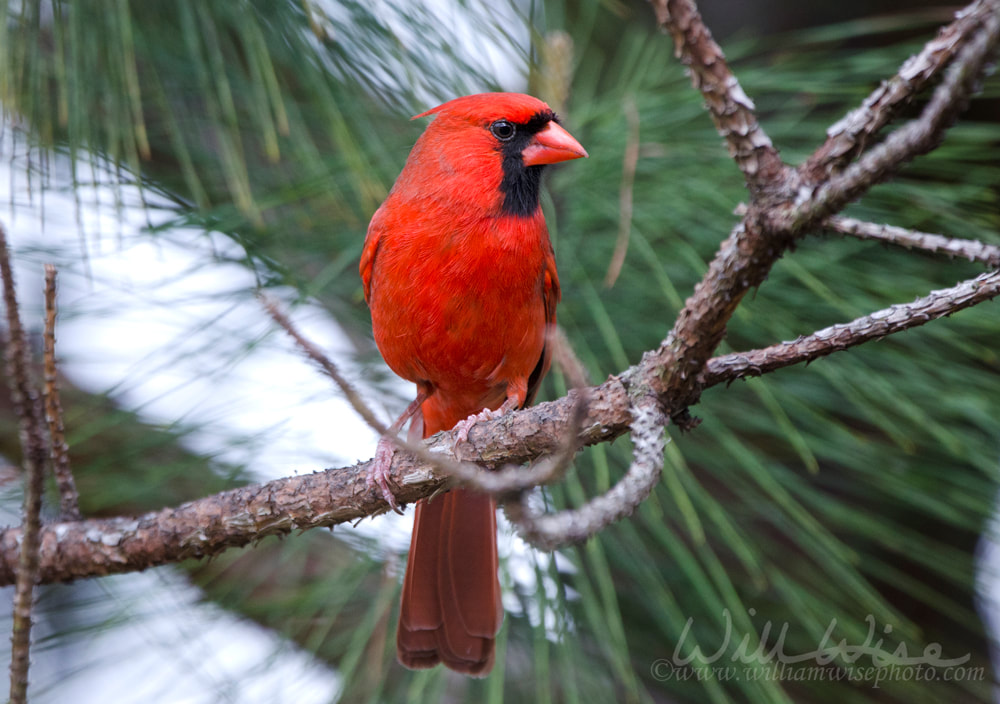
[826, 216, 1000, 266]
[43, 265, 80, 521]
[784, 2, 1000, 229]
[4, 258, 997, 585]
[701, 268, 1000, 386]
[505, 394, 667, 550]
[638, 0, 797, 420]
[649, 0, 787, 191]
[802, 0, 1000, 182]
[261, 294, 389, 435]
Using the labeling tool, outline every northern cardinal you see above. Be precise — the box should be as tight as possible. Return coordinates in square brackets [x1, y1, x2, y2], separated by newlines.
[359, 93, 587, 676]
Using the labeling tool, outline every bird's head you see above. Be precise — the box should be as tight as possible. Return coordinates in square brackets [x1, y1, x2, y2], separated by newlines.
[408, 93, 588, 217]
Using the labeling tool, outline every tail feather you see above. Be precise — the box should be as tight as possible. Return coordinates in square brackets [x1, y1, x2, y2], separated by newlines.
[397, 489, 501, 676]
[396, 393, 503, 676]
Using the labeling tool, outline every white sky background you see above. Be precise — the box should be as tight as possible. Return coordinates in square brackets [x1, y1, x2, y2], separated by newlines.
[11, 186, 386, 479]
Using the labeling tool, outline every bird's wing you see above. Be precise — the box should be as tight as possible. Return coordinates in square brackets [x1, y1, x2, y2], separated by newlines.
[359, 206, 386, 303]
[526, 245, 561, 406]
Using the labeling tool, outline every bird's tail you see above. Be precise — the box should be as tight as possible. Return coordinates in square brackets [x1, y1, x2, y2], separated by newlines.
[396, 398, 503, 676]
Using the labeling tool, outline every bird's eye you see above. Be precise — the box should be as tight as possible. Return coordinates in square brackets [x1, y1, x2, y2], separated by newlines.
[490, 120, 516, 142]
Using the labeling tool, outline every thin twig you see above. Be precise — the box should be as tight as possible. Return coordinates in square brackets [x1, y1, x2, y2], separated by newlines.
[260, 293, 389, 435]
[43, 265, 81, 520]
[262, 294, 547, 497]
[505, 394, 667, 550]
[700, 267, 1000, 386]
[506, 325, 591, 488]
[266, 296, 592, 499]
[1, 225, 48, 704]
[605, 96, 640, 288]
[826, 216, 1000, 267]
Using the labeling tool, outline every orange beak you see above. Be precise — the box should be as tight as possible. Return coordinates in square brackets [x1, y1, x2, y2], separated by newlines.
[521, 122, 588, 166]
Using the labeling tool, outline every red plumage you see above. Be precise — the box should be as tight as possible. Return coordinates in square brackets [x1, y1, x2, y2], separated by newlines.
[360, 92, 586, 676]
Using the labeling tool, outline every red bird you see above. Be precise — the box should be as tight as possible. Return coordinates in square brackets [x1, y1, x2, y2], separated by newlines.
[359, 93, 587, 676]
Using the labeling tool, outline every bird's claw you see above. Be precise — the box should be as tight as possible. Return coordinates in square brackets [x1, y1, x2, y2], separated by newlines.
[454, 407, 502, 446]
[452, 405, 512, 461]
[367, 437, 405, 514]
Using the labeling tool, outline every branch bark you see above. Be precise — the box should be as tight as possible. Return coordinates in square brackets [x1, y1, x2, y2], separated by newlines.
[505, 394, 668, 550]
[0, 380, 632, 585]
[701, 268, 1000, 386]
[650, 0, 787, 191]
[43, 265, 81, 521]
[785, 4, 1000, 230]
[827, 216, 1000, 266]
[802, 0, 1000, 182]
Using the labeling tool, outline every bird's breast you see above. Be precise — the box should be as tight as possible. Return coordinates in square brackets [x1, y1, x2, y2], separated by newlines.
[369, 213, 550, 401]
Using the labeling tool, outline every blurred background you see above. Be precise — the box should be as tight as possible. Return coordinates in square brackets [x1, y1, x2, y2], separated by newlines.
[1, 0, 998, 702]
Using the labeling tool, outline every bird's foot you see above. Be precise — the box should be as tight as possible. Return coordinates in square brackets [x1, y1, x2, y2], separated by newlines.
[366, 436, 404, 514]
[454, 407, 502, 446]
[453, 399, 519, 459]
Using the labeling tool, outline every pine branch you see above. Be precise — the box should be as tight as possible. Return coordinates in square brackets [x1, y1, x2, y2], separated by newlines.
[802, 0, 1000, 182]
[649, 0, 787, 191]
[639, 0, 796, 421]
[826, 216, 1000, 266]
[636, 0, 999, 419]
[785, 2, 1000, 229]
[504, 394, 667, 550]
[43, 265, 80, 521]
[701, 268, 1000, 385]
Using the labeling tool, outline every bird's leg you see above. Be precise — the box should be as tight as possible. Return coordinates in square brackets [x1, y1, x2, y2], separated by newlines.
[368, 390, 429, 514]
